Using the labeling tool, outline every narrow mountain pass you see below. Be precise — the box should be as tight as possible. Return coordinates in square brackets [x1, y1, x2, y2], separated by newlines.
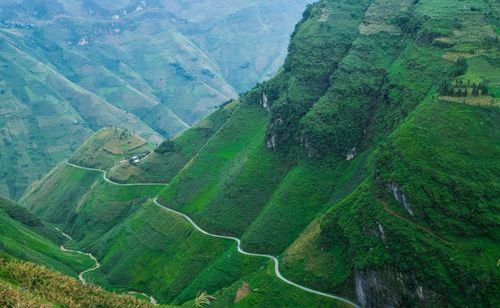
[54, 227, 158, 305]
[64, 161, 168, 186]
[54, 227, 101, 285]
[153, 198, 361, 308]
[64, 162, 360, 307]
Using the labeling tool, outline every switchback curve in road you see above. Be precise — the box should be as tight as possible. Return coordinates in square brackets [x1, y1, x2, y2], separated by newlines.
[55, 227, 158, 305]
[153, 198, 361, 308]
[65, 161, 168, 186]
[55, 227, 100, 284]
[64, 162, 360, 307]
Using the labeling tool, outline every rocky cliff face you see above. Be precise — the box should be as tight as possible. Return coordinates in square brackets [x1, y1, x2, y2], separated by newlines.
[355, 269, 445, 307]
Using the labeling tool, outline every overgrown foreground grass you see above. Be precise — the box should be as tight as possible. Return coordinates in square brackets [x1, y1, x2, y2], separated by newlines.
[0, 254, 151, 307]
[19, 0, 500, 306]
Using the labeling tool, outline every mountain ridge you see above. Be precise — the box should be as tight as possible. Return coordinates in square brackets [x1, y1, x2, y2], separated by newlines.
[10, 0, 500, 306]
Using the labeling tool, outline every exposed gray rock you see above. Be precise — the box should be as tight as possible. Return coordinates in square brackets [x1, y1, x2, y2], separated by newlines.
[377, 221, 386, 243]
[354, 268, 444, 307]
[266, 134, 276, 150]
[260, 92, 270, 112]
[346, 147, 357, 161]
[387, 183, 414, 215]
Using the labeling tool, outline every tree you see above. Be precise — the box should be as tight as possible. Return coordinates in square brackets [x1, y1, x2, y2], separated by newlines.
[438, 80, 451, 95]
[481, 83, 489, 95]
[472, 84, 479, 96]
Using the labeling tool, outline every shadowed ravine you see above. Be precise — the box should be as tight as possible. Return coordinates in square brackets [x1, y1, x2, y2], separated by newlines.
[64, 161, 360, 307]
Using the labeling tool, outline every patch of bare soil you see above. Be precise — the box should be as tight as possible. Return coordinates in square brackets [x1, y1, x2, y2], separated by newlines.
[234, 282, 252, 303]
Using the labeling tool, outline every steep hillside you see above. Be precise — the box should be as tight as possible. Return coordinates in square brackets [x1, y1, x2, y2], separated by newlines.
[21, 0, 499, 307]
[108, 102, 235, 184]
[0, 33, 163, 199]
[0, 0, 310, 199]
[0, 197, 93, 277]
[0, 253, 152, 307]
[21, 127, 344, 306]
[135, 0, 500, 305]
[21, 128, 164, 248]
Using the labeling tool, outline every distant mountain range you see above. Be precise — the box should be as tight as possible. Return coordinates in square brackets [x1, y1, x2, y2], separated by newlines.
[7, 0, 499, 306]
[0, 0, 311, 199]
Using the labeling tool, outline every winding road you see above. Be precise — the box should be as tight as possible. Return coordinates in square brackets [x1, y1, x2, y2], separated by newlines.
[65, 161, 168, 186]
[54, 226, 158, 305]
[153, 198, 360, 307]
[64, 161, 360, 308]
[54, 227, 100, 284]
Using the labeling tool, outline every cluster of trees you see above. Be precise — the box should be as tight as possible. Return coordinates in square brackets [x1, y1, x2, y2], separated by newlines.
[439, 79, 489, 97]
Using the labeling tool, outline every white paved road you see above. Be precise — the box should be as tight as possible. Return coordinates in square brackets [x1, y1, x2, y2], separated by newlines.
[65, 162, 360, 307]
[55, 227, 158, 305]
[153, 198, 360, 308]
[65, 161, 167, 186]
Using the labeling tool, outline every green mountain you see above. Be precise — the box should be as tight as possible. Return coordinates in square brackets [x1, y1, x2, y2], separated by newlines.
[17, 0, 500, 306]
[0, 196, 93, 278]
[0, 0, 310, 199]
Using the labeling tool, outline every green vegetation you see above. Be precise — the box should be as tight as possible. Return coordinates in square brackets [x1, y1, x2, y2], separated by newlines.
[0, 197, 93, 278]
[0, 0, 311, 200]
[18, 0, 500, 306]
[0, 254, 151, 307]
[109, 104, 234, 183]
[21, 140, 163, 250]
[87, 201, 263, 303]
[207, 264, 342, 308]
[69, 128, 154, 170]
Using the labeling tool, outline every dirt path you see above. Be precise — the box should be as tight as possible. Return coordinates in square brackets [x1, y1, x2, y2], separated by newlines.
[377, 198, 454, 246]
[65, 161, 167, 186]
[128, 291, 158, 305]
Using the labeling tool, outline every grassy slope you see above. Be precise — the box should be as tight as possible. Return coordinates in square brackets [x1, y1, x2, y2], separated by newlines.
[0, 198, 93, 278]
[157, 0, 372, 249]
[207, 264, 343, 308]
[87, 201, 262, 303]
[278, 0, 500, 306]
[0, 0, 307, 199]
[21, 162, 101, 223]
[21, 105, 346, 306]
[69, 127, 154, 170]
[0, 0, 311, 199]
[21, 126, 163, 250]
[108, 104, 234, 183]
[87, 201, 340, 307]
[158, 103, 289, 234]
[0, 253, 152, 307]
[21, 163, 162, 251]
[157, 0, 499, 305]
[0, 33, 162, 199]
[20, 0, 499, 306]
[0, 35, 92, 199]
[281, 100, 500, 304]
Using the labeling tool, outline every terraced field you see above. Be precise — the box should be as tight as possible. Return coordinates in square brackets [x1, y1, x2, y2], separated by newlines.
[0, 0, 311, 200]
[13, 0, 500, 306]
